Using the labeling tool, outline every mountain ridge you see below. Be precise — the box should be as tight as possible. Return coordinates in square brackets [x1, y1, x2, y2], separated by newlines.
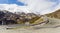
[45, 9, 60, 19]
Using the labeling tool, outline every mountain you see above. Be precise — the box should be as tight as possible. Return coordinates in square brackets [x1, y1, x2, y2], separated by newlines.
[45, 9, 60, 19]
[0, 10, 40, 25]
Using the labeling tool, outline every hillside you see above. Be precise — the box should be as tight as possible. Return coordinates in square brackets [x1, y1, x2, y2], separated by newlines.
[0, 10, 41, 25]
[45, 9, 60, 19]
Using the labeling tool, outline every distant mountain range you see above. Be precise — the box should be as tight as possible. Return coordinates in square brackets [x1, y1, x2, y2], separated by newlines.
[45, 9, 60, 19]
[1, 9, 60, 25]
[0, 10, 40, 25]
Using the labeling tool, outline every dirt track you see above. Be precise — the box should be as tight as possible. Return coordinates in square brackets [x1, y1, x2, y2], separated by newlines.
[0, 17, 60, 33]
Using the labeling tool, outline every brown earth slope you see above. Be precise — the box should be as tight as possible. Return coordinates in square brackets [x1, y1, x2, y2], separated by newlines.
[45, 9, 60, 19]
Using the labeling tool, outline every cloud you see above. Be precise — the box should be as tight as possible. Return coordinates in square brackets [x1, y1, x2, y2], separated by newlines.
[0, 0, 60, 15]
[18, 0, 60, 15]
[0, 4, 30, 13]
[17, 0, 27, 4]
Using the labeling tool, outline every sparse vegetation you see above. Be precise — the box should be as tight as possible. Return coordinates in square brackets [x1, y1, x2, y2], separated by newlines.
[45, 9, 60, 19]
[29, 17, 40, 24]
[0, 10, 42, 25]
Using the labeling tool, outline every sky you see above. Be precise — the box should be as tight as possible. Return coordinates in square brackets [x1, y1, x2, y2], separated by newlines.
[0, 0, 60, 15]
[0, 0, 25, 6]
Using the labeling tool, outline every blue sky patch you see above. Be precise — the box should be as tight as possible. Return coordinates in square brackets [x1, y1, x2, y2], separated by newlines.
[0, 0, 25, 6]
